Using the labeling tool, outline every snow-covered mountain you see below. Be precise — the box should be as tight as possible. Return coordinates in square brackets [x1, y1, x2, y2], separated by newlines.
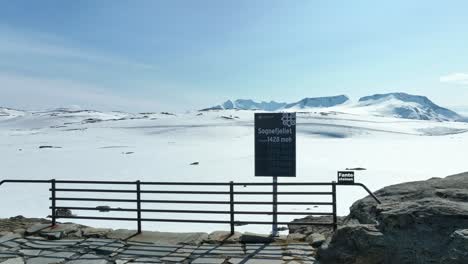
[202, 95, 350, 111]
[357, 93, 461, 121]
[0, 107, 26, 119]
[284, 95, 349, 109]
[204, 93, 463, 122]
[221, 99, 287, 111]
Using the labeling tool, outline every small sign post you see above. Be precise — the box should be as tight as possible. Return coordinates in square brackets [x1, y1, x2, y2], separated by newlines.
[254, 113, 296, 236]
[337, 171, 355, 184]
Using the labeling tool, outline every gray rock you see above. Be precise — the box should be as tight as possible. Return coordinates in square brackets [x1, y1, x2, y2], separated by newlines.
[318, 224, 387, 263]
[81, 228, 111, 238]
[444, 229, 468, 263]
[128, 231, 208, 245]
[12, 230, 25, 237]
[286, 233, 306, 242]
[306, 233, 326, 247]
[0, 232, 14, 237]
[25, 224, 50, 236]
[240, 233, 274, 244]
[288, 216, 343, 237]
[317, 172, 468, 264]
[0, 234, 21, 244]
[0, 257, 24, 264]
[65, 254, 109, 264]
[39, 224, 81, 238]
[39, 232, 62, 240]
[18, 250, 41, 257]
[27, 251, 76, 264]
[107, 229, 137, 240]
[205, 231, 242, 244]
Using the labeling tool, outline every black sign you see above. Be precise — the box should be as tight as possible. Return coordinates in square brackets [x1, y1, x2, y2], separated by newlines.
[337, 171, 355, 184]
[255, 113, 296, 177]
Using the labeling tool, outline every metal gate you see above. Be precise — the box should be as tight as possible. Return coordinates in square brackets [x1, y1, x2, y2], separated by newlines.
[0, 179, 380, 235]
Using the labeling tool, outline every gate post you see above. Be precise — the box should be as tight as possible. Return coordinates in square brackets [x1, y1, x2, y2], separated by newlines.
[332, 181, 337, 231]
[272, 176, 278, 236]
[136, 180, 142, 234]
[229, 181, 235, 235]
[50, 179, 56, 226]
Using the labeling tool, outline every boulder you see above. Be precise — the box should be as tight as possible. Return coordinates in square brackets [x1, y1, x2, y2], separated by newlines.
[288, 215, 345, 237]
[81, 228, 112, 238]
[317, 172, 468, 264]
[12, 229, 25, 236]
[306, 233, 326, 248]
[239, 232, 274, 243]
[25, 224, 50, 235]
[38, 224, 82, 240]
[128, 231, 208, 245]
[107, 229, 137, 240]
[0, 257, 25, 264]
[443, 229, 468, 263]
[286, 233, 306, 242]
[318, 224, 387, 264]
[205, 231, 242, 244]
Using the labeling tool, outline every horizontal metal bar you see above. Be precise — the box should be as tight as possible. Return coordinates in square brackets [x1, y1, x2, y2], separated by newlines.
[53, 206, 333, 216]
[143, 190, 229, 194]
[53, 198, 137, 202]
[55, 216, 335, 226]
[53, 188, 136, 193]
[234, 192, 333, 195]
[142, 200, 230, 204]
[57, 216, 231, 224]
[55, 180, 136, 185]
[2, 179, 372, 188]
[53, 198, 230, 204]
[139, 182, 334, 186]
[234, 201, 333, 205]
[51, 188, 333, 196]
[52, 198, 332, 205]
[243, 221, 335, 226]
[1, 180, 51, 186]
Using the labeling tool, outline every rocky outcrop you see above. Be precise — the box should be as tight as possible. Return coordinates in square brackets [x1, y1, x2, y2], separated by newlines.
[317, 172, 468, 264]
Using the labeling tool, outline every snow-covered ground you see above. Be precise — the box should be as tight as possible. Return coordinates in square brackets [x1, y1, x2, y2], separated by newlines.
[1, 108, 468, 234]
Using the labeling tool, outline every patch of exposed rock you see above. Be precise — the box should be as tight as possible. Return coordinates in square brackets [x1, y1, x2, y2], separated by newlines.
[315, 172, 468, 264]
[0, 216, 50, 236]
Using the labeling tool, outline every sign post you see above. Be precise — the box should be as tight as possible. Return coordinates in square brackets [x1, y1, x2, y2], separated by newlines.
[254, 113, 296, 236]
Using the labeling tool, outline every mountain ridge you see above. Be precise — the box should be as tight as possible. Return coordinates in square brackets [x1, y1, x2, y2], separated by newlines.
[202, 92, 463, 122]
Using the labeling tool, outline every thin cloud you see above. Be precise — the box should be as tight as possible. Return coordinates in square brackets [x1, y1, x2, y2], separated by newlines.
[0, 25, 156, 70]
[0, 72, 168, 112]
[440, 73, 468, 85]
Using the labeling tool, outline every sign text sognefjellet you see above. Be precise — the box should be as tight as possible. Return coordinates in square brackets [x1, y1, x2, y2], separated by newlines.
[255, 113, 296, 177]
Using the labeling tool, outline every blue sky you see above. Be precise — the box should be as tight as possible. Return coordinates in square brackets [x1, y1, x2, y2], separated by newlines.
[1, 0, 468, 112]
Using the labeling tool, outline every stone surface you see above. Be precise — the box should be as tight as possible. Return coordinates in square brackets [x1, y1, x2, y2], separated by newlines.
[128, 231, 208, 245]
[106, 229, 136, 240]
[317, 172, 468, 264]
[0, 258, 24, 264]
[306, 233, 326, 248]
[286, 233, 306, 242]
[81, 228, 112, 238]
[205, 231, 242, 244]
[65, 254, 109, 264]
[240, 232, 274, 244]
[0, 234, 323, 264]
[443, 229, 468, 263]
[25, 225, 50, 236]
[0, 234, 21, 244]
[288, 216, 344, 237]
[36, 224, 86, 240]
